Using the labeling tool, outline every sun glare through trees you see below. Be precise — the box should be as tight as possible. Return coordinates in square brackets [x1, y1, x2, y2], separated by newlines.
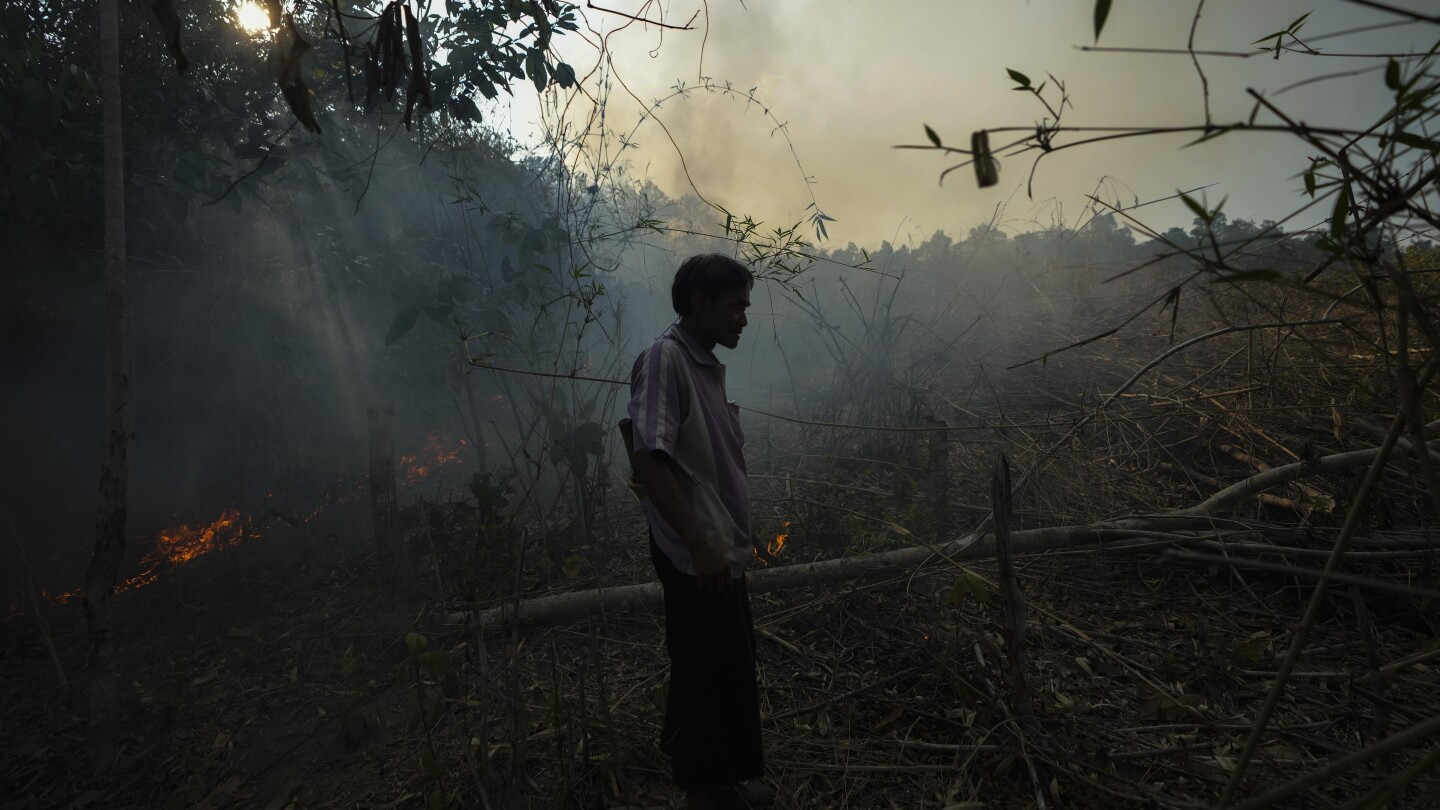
[232, 1, 269, 35]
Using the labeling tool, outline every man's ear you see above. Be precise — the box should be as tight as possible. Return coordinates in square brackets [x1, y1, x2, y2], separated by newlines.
[690, 288, 711, 312]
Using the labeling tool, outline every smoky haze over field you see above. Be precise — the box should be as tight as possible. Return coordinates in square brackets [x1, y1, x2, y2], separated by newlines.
[0, 0, 1430, 599]
[521, 0, 1432, 247]
[10, 3, 1440, 806]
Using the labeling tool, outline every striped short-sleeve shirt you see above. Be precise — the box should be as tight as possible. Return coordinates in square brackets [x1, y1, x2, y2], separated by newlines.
[628, 324, 751, 577]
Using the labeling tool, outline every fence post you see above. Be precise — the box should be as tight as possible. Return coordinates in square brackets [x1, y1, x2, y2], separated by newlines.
[992, 452, 1033, 723]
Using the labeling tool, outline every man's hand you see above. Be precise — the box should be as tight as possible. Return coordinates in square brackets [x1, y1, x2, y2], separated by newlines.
[688, 537, 732, 593]
[636, 448, 734, 593]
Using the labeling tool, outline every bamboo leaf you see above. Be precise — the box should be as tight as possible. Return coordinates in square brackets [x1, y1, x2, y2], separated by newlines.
[971, 130, 998, 188]
[924, 124, 943, 148]
[1330, 184, 1351, 241]
[1093, 0, 1112, 42]
[1006, 68, 1032, 88]
[1179, 191, 1210, 223]
[1390, 131, 1440, 152]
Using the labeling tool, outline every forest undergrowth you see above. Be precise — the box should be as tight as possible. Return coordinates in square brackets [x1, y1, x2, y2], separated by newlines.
[5, 271, 1440, 809]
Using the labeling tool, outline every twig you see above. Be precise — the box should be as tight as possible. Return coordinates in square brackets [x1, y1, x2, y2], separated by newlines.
[1338, 742, 1440, 809]
[1219, 359, 1435, 806]
[1342, 0, 1440, 25]
[1351, 586, 1389, 740]
[1165, 549, 1440, 602]
[876, 739, 1004, 754]
[2, 505, 67, 686]
[1187, 0, 1212, 127]
[770, 669, 914, 721]
[202, 121, 299, 207]
[1228, 712, 1440, 810]
[586, 1, 697, 30]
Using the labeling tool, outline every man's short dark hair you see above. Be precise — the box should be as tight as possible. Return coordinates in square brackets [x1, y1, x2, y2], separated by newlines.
[671, 254, 754, 316]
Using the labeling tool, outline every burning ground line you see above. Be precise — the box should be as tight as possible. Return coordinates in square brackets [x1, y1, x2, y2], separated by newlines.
[40, 433, 471, 606]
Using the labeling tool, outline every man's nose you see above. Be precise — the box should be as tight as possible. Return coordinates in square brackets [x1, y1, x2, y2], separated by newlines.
[737, 312, 748, 328]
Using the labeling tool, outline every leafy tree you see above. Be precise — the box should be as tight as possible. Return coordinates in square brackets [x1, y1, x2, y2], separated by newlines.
[0, 0, 591, 776]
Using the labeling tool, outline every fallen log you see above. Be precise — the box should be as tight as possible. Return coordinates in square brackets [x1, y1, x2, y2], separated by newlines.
[444, 524, 1196, 628]
[445, 435, 1434, 629]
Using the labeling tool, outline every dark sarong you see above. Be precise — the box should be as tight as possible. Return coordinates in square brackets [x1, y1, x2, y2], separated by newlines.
[650, 537, 764, 791]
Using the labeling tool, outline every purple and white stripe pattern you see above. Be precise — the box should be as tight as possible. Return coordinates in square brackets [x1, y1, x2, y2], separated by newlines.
[628, 324, 751, 577]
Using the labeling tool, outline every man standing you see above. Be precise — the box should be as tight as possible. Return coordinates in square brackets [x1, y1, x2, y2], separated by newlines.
[627, 254, 767, 809]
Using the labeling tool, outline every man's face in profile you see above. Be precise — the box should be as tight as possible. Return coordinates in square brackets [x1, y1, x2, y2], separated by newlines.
[692, 286, 751, 350]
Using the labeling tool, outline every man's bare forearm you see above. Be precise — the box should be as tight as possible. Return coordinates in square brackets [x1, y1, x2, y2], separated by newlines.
[632, 449, 706, 551]
[633, 449, 731, 591]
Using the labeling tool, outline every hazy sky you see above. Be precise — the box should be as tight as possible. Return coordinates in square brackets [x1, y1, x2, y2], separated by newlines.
[494, 1, 1435, 248]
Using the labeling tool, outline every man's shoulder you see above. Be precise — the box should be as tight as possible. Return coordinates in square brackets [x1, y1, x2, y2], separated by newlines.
[637, 333, 686, 364]
[631, 334, 688, 379]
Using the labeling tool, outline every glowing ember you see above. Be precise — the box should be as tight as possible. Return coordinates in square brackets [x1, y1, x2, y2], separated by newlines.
[44, 508, 260, 605]
[768, 520, 791, 557]
[39, 433, 468, 609]
[153, 508, 251, 565]
[401, 433, 468, 486]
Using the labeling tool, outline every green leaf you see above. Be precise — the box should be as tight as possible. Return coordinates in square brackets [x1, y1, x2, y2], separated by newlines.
[1179, 191, 1210, 224]
[945, 571, 995, 606]
[1303, 167, 1316, 198]
[971, 130, 998, 188]
[1005, 68, 1032, 88]
[572, 420, 607, 446]
[1093, 0, 1112, 42]
[1330, 184, 1350, 240]
[385, 307, 421, 345]
[1390, 131, 1440, 152]
[404, 632, 429, 655]
[551, 61, 576, 88]
[1385, 58, 1401, 90]
[924, 124, 942, 148]
[526, 48, 547, 92]
[419, 650, 460, 679]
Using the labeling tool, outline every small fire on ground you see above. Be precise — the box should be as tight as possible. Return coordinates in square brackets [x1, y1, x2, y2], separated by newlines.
[46, 509, 258, 605]
[755, 520, 790, 564]
[401, 434, 468, 486]
[43, 433, 469, 606]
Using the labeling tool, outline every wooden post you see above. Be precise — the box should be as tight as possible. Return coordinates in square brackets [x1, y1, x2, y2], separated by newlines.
[368, 406, 405, 583]
[925, 417, 953, 537]
[992, 452, 1033, 723]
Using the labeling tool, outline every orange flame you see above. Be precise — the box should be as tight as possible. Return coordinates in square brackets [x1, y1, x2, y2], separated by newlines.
[768, 520, 791, 557]
[40, 433, 470, 608]
[402, 433, 468, 486]
[45, 508, 260, 605]
[153, 508, 252, 565]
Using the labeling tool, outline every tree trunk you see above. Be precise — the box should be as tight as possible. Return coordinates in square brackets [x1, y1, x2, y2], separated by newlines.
[368, 406, 407, 585]
[83, 0, 129, 775]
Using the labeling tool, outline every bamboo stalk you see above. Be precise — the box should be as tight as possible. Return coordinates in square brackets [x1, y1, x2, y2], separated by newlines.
[992, 453, 1032, 723]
